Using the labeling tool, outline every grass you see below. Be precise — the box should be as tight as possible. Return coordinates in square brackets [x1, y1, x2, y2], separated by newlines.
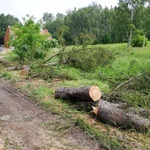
[57, 78, 110, 93]
[98, 48, 150, 80]
[0, 71, 13, 80]
[0, 42, 150, 149]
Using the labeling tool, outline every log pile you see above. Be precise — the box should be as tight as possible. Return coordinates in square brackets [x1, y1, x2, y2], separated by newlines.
[55, 86, 150, 132]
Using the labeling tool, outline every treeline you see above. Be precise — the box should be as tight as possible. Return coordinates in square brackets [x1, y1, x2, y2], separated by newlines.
[0, 14, 20, 37]
[0, 0, 150, 47]
[0, 13, 20, 45]
[43, 0, 150, 46]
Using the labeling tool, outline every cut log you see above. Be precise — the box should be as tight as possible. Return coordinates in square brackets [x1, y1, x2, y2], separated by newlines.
[20, 66, 30, 76]
[55, 86, 101, 102]
[93, 100, 150, 132]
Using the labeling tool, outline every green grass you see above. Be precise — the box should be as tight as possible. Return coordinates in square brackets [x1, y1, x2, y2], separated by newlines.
[0, 71, 13, 80]
[98, 48, 150, 79]
[1, 42, 150, 150]
[57, 79, 110, 93]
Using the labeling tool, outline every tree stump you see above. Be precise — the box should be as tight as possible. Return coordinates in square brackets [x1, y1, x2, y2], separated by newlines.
[55, 86, 101, 102]
[20, 66, 30, 76]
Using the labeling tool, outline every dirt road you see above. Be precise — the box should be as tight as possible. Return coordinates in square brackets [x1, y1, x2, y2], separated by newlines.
[0, 80, 100, 150]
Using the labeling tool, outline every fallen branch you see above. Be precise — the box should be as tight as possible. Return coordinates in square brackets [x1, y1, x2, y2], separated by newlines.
[43, 47, 102, 64]
[106, 72, 149, 101]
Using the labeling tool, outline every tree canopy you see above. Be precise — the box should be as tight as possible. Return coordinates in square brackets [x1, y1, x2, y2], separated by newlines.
[42, 0, 150, 47]
[0, 14, 20, 38]
[10, 16, 55, 65]
[0, 0, 149, 47]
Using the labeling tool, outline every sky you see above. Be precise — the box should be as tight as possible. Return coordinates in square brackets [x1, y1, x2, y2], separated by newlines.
[0, 0, 118, 22]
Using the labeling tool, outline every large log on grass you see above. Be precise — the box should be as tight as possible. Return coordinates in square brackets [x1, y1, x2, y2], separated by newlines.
[93, 100, 150, 132]
[55, 86, 101, 102]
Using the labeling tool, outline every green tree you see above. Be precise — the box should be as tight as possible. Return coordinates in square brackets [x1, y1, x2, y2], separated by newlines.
[43, 12, 65, 39]
[115, 0, 149, 47]
[43, 12, 54, 22]
[64, 3, 103, 45]
[0, 13, 20, 38]
[56, 25, 69, 46]
[143, 6, 150, 39]
[10, 16, 51, 65]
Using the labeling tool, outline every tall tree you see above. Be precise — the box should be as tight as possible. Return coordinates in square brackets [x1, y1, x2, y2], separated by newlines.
[43, 12, 54, 22]
[0, 14, 20, 38]
[115, 0, 149, 47]
[43, 12, 65, 38]
[143, 5, 150, 39]
[10, 16, 51, 65]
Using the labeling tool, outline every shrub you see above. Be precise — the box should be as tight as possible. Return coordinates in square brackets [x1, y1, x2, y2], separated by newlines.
[42, 39, 59, 49]
[131, 35, 148, 47]
[10, 16, 53, 65]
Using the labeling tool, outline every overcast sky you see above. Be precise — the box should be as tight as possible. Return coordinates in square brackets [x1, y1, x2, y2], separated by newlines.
[0, 0, 118, 22]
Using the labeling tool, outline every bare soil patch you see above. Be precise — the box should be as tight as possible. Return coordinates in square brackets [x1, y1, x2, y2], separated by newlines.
[0, 80, 100, 150]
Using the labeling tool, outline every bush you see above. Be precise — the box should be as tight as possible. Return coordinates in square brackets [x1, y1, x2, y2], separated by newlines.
[131, 35, 148, 47]
[42, 39, 59, 49]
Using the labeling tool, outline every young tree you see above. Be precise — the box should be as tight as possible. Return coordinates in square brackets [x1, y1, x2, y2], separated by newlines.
[10, 16, 51, 65]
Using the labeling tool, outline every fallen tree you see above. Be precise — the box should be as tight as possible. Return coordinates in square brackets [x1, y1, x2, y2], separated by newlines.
[55, 86, 150, 132]
[55, 86, 101, 102]
[93, 100, 150, 132]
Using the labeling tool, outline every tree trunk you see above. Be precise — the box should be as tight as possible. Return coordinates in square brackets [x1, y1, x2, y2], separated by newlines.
[143, 35, 146, 47]
[93, 100, 150, 132]
[127, 30, 133, 47]
[55, 86, 101, 102]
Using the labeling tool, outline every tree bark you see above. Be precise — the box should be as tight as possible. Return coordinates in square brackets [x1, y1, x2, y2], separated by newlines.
[93, 100, 150, 132]
[127, 30, 133, 47]
[143, 35, 146, 47]
[55, 86, 101, 102]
